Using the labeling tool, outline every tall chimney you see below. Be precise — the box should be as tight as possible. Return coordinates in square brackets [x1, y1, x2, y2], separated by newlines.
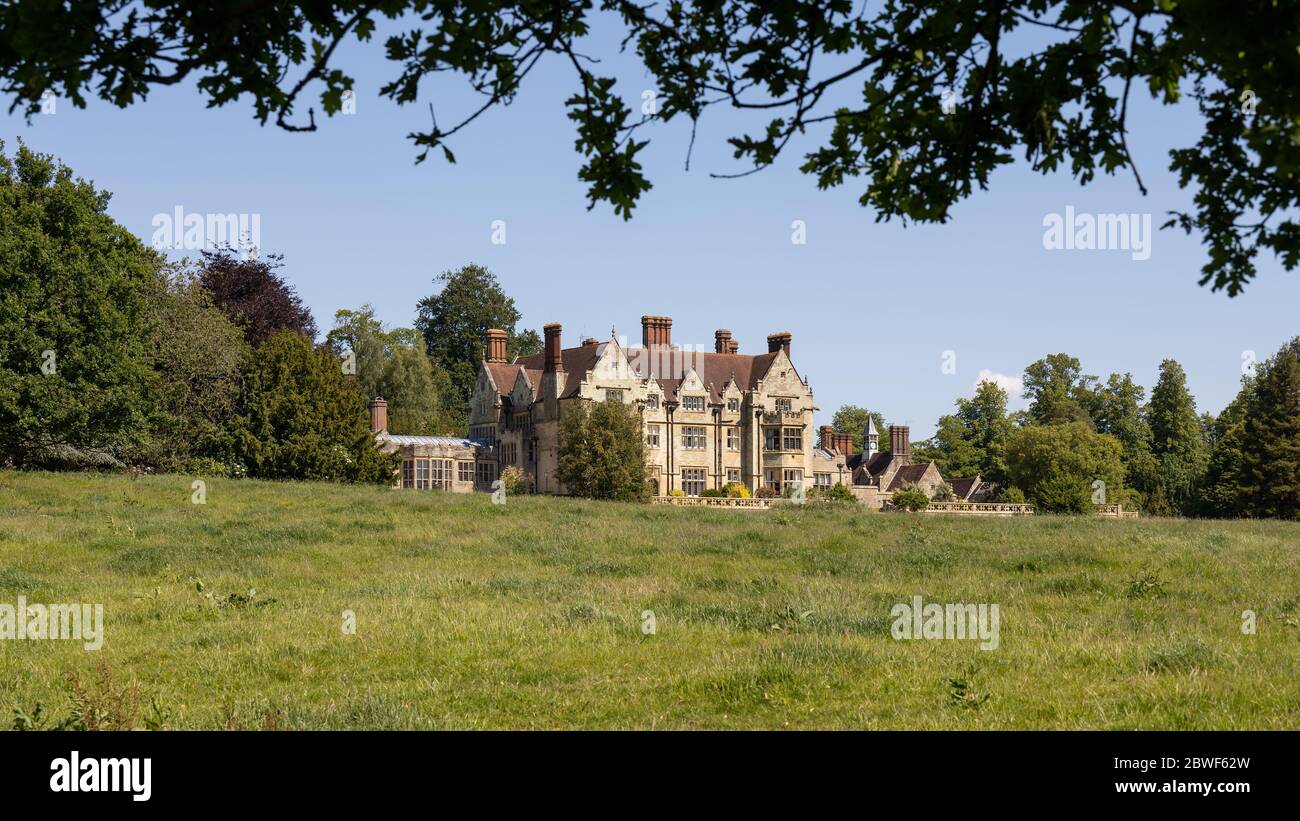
[484, 328, 508, 363]
[544, 323, 563, 373]
[835, 433, 853, 456]
[890, 425, 910, 461]
[818, 425, 834, 451]
[727, 339, 739, 355]
[368, 397, 388, 434]
[641, 315, 673, 348]
[715, 329, 733, 354]
[767, 332, 792, 355]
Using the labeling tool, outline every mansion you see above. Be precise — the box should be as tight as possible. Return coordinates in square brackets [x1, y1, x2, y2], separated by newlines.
[373, 315, 991, 508]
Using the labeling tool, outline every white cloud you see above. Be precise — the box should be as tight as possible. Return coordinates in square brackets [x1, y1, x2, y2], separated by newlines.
[974, 369, 1023, 399]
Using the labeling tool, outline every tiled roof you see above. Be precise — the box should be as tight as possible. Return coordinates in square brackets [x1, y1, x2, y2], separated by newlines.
[515, 345, 780, 402]
[486, 362, 525, 398]
[949, 477, 978, 499]
[887, 463, 934, 491]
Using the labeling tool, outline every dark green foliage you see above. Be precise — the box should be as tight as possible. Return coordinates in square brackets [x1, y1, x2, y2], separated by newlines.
[0, 141, 159, 468]
[414, 265, 538, 415]
[556, 400, 650, 502]
[1005, 422, 1125, 514]
[1147, 359, 1208, 514]
[230, 331, 397, 483]
[1202, 339, 1300, 519]
[831, 405, 887, 454]
[917, 380, 1013, 484]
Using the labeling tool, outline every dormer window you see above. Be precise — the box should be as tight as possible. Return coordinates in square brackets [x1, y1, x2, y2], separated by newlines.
[682, 395, 705, 412]
[775, 398, 793, 413]
[727, 398, 739, 412]
[646, 395, 660, 410]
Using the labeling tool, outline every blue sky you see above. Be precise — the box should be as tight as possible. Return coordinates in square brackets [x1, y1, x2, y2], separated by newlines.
[8, 17, 1296, 438]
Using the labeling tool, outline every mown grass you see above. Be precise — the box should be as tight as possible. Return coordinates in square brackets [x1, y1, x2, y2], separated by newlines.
[0, 470, 1297, 729]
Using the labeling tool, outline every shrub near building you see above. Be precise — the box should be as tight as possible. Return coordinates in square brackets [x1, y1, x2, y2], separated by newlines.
[556, 398, 650, 502]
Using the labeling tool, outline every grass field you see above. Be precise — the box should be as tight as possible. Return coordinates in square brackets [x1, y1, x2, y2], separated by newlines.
[1, 470, 1297, 729]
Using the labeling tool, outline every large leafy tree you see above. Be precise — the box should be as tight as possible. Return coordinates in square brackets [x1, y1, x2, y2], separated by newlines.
[1022, 353, 1098, 427]
[326, 304, 458, 435]
[1087, 372, 1158, 500]
[231, 330, 396, 483]
[830, 404, 888, 454]
[414, 264, 539, 409]
[5, 2, 1297, 293]
[1005, 422, 1126, 514]
[198, 249, 317, 346]
[0, 141, 159, 467]
[556, 398, 650, 502]
[138, 260, 245, 470]
[913, 380, 1012, 483]
[1147, 358, 1208, 514]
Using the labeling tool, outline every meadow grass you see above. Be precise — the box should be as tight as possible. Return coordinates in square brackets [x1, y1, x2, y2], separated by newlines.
[1, 470, 1297, 729]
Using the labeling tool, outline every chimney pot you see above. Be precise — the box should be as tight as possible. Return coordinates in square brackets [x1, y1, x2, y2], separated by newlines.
[543, 323, 563, 373]
[818, 425, 834, 451]
[368, 397, 388, 434]
[766, 332, 792, 355]
[714, 329, 733, 354]
[484, 328, 508, 364]
[889, 425, 911, 462]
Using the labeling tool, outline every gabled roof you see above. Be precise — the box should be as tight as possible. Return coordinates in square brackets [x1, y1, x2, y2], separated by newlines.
[887, 463, 935, 491]
[486, 362, 525, 398]
[949, 477, 979, 500]
[512, 345, 780, 402]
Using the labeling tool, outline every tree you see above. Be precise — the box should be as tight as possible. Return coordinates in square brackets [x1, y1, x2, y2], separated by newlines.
[326, 304, 458, 435]
[1022, 353, 1098, 427]
[8, 3, 1298, 293]
[556, 399, 649, 502]
[198, 249, 317, 346]
[831, 405, 888, 454]
[1232, 338, 1300, 519]
[414, 264, 537, 410]
[1147, 359, 1208, 514]
[913, 381, 1012, 483]
[1005, 422, 1125, 514]
[1198, 378, 1253, 517]
[1088, 372, 1159, 502]
[0, 141, 159, 468]
[230, 331, 396, 483]
[138, 260, 244, 470]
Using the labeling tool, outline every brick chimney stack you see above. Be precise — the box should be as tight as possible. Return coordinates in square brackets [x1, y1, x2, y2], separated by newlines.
[485, 328, 508, 363]
[641, 315, 672, 348]
[818, 425, 834, 450]
[890, 425, 911, 461]
[368, 397, 388, 434]
[727, 339, 739, 354]
[767, 332, 792, 355]
[544, 323, 563, 373]
[833, 433, 853, 456]
[715, 329, 733, 354]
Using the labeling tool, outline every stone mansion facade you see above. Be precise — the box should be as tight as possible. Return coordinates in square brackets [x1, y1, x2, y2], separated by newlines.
[373, 314, 973, 506]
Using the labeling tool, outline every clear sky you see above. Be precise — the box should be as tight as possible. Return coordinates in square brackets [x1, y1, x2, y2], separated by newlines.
[8, 16, 1296, 438]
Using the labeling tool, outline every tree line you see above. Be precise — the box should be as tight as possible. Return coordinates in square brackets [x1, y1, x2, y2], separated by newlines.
[0, 143, 537, 481]
[832, 347, 1300, 519]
